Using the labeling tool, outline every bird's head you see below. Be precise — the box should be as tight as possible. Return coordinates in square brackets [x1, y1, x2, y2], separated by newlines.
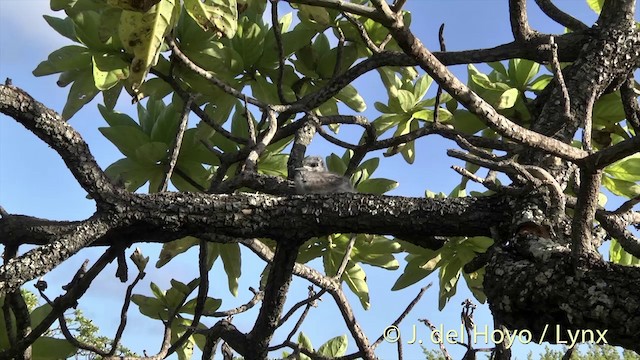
[295, 156, 326, 172]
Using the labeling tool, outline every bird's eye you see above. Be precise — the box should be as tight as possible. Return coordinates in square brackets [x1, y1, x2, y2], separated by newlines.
[311, 162, 318, 167]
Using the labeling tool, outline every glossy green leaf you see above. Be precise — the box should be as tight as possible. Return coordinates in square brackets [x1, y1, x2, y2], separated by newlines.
[496, 88, 519, 109]
[156, 236, 200, 267]
[99, 125, 151, 159]
[119, 0, 180, 91]
[131, 294, 168, 320]
[450, 109, 487, 134]
[602, 175, 640, 198]
[297, 332, 314, 360]
[62, 68, 100, 119]
[317, 335, 348, 357]
[587, 0, 604, 13]
[605, 154, 640, 182]
[335, 84, 366, 112]
[92, 54, 129, 90]
[32, 337, 77, 360]
[357, 178, 398, 195]
[219, 243, 241, 296]
[508, 59, 539, 89]
[609, 238, 640, 266]
[43, 15, 78, 43]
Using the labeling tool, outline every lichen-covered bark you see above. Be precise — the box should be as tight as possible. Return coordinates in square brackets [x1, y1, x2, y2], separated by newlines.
[485, 245, 640, 352]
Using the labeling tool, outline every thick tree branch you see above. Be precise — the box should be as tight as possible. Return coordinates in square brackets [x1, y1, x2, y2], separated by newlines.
[0, 85, 121, 203]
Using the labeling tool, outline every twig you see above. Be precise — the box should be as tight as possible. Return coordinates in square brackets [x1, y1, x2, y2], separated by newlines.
[159, 96, 193, 192]
[343, 11, 382, 53]
[166, 240, 209, 356]
[620, 76, 640, 134]
[244, 108, 278, 172]
[278, 287, 326, 326]
[270, 0, 289, 104]
[571, 169, 602, 263]
[166, 36, 285, 112]
[212, 287, 264, 317]
[419, 319, 453, 360]
[333, 235, 357, 281]
[433, 23, 446, 124]
[548, 36, 571, 122]
[534, 0, 589, 31]
[334, 26, 346, 77]
[372, 284, 432, 348]
[508, 0, 536, 42]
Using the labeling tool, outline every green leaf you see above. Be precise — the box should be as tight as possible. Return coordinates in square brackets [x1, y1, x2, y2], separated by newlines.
[32, 337, 77, 360]
[356, 178, 398, 195]
[391, 253, 438, 290]
[508, 59, 539, 89]
[450, 109, 487, 134]
[233, 19, 265, 68]
[396, 89, 416, 113]
[587, 0, 604, 14]
[335, 84, 366, 112]
[219, 243, 241, 296]
[413, 74, 432, 100]
[496, 88, 519, 109]
[601, 175, 640, 198]
[183, 0, 237, 38]
[326, 153, 347, 175]
[92, 53, 130, 90]
[529, 74, 552, 91]
[605, 154, 640, 182]
[343, 262, 370, 309]
[438, 257, 461, 310]
[318, 335, 348, 357]
[62, 68, 100, 119]
[43, 15, 78, 43]
[131, 294, 168, 320]
[119, 0, 180, 91]
[609, 238, 640, 266]
[181, 296, 222, 315]
[297, 332, 314, 360]
[33, 45, 91, 76]
[99, 125, 152, 159]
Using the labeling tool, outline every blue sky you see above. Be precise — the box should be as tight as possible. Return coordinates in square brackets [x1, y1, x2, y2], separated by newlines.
[0, 1, 629, 359]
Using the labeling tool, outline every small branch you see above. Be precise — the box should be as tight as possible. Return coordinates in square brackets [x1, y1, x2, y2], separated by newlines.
[343, 11, 382, 53]
[247, 241, 300, 359]
[582, 92, 596, 151]
[372, 284, 431, 348]
[333, 235, 357, 281]
[278, 287, 326, 327]
[508, 0, 536, 42]
[548, 36, 571, 121]
[433, 23, 446, 124]
[159, 96, 193, 192]
[534, 0, 589, 31]
[284, 0, 388, 24]
[166, 36, 284, 112]
[166, 240, 209, 356]
[571, 169, 602, 263]
[212, 287, 264, 317]
[620, 75, 640, 134]
[331, 288, 375, 360]
[419, 319, 453, 360]
[244, 108, 278, 172]
[271, 0, 289, 104]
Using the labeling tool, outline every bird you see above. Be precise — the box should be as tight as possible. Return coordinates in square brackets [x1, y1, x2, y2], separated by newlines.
[294, 156, 356, 194]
